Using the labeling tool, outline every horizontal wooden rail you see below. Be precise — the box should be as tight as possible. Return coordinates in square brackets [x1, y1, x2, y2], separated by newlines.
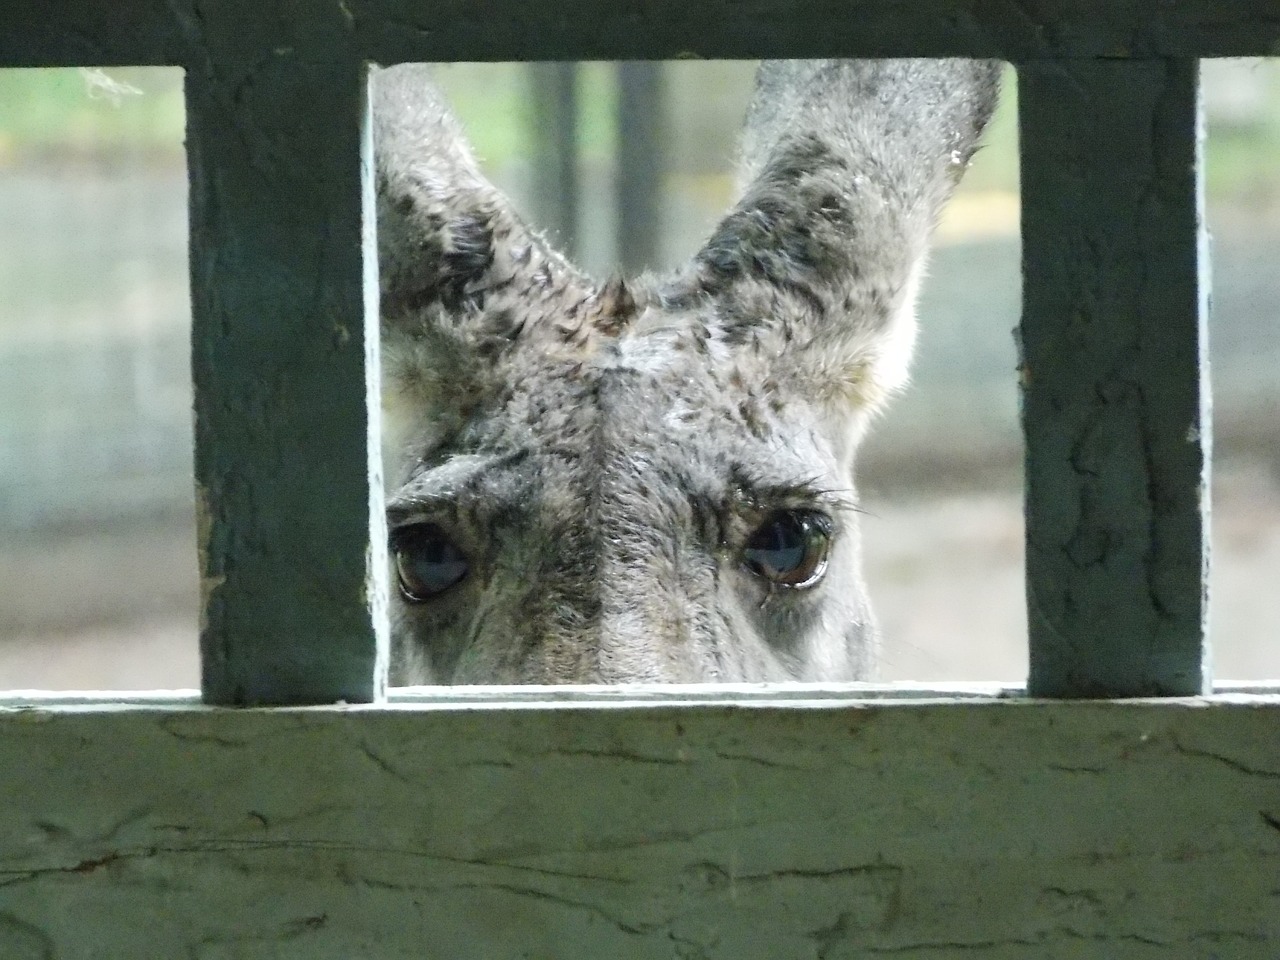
[4, 0, 1280, 67]
[3, 680, 1279, 709]
[1, 696, 1278, 957]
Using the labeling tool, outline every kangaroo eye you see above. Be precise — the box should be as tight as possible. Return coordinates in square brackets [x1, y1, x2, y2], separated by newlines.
[743, 510, 832, 589]
[392, 524, 469, 601]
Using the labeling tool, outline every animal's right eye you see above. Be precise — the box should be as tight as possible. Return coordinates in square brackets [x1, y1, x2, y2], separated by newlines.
[743, 510, 832, 589]
[391, 524, 470, 601]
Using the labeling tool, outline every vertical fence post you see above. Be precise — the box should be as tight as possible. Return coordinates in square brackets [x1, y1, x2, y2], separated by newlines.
[1019, 59, 1210, 698]
[187, 53, 389, 705]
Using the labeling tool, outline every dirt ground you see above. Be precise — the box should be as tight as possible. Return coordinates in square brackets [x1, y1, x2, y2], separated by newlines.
[1, 456, 1275, 690]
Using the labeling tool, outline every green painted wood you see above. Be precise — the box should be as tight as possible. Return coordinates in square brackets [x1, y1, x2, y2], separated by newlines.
[1019, 59, 1209, 699]
[1, 697, 1277, 957]
[356, 0, 1280, 61]
[187, 53, 388, 706]
[2, 0, 183, 67]
[4, 681, 1279, 710]
[6, 0, 1280, 66]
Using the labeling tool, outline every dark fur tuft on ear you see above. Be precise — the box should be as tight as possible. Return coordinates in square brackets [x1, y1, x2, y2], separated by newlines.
[588, 277, 638, 337]
[660, 59, 1001, 414]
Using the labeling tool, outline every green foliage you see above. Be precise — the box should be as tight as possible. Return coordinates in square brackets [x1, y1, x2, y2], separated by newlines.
[0, 67, 184, 165]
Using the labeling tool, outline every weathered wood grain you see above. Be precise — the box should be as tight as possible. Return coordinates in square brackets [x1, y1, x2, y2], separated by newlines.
[4, 0, 1280, 66]
[2, 0, 182, 67]
[1, 696, 1277, 958]
[187, 54, 389, 705]
[353, 0, 1280, 62]
[1019, 59, 1210, 698]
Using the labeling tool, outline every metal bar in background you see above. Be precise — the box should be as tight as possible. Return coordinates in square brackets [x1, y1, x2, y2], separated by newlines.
[1019, 59, 1209, 698]
[615, 61, 666, 274]
[187, 55, 389, 705]
[528, 62, 581, 259]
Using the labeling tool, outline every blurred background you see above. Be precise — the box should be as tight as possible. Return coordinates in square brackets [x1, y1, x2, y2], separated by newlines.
[0, 60, 1276, 689]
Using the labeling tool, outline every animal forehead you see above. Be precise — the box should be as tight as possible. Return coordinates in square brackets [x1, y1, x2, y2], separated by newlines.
[497, 343, 747, 449]
[398, 359, 838, 517]
[394, 430, 838, 530]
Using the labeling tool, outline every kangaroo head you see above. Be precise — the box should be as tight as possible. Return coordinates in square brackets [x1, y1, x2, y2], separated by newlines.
[374, 60, 1000, 684]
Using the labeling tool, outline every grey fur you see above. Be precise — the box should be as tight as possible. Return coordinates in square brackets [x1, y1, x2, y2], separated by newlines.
[374, 59, 1000, 684]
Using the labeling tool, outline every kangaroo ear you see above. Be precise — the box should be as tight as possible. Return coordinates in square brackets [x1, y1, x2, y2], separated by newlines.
[662, 59, 1000, 420]
[372, 64, 590, 454]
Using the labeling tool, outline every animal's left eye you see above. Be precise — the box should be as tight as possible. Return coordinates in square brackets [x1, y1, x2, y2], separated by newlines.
[742, 510, 832, 589]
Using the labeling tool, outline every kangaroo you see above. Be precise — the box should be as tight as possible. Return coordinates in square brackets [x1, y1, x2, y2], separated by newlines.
[374, 59, 1000, 684]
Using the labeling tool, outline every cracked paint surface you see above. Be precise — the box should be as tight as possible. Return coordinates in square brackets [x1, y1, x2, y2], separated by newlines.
[1018, 59, 1209, 699]
[1, 697, 1277, 957]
